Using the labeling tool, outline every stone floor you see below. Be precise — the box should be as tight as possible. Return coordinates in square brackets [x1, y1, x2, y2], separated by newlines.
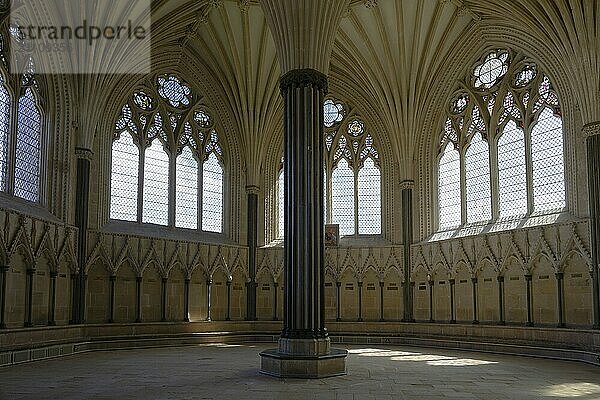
[0, 344, 599, 400]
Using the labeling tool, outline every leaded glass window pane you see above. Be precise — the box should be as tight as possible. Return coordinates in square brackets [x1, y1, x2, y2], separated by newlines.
[278, 169, 284, 239]
[176, 146, 198, 229]
[142, 140, 169, 226]
[331, 159, 355, 236]
[498, 120, 527, 218]
[358, 158, 381, 234]
[531, 107, 565, 213]
[323, 169, 327, 224]
[438, 143, 461, 230]
[0, 79, 9, 192]
[465, 132, 491, 223]
[202, 153, 223, 233]
[14, 88, 41, 203]
[110, 131, 139, 221]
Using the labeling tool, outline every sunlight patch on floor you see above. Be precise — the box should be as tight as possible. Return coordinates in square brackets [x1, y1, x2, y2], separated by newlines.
[348, 348, 498, 366]
[542, 383, 600, 397]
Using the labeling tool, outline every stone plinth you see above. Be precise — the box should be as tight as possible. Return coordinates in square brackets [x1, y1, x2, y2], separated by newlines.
[259, 348, 348, 379]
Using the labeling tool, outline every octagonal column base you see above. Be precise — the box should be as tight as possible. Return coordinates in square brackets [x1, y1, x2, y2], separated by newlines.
[259, 348, 348, 379]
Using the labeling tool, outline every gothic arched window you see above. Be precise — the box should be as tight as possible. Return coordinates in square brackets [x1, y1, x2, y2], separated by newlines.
[436, 49, 565, 234]
[276, 100, 382, 239]
[0, 30, 44, 204]
[109, 74, 225, 233]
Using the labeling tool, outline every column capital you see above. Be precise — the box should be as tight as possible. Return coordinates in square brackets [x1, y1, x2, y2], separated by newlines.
[246, 185, 261, 195]
[525, 274, 532, 282]
[449, 279, 455, 285]
[75, 147, 94, 161]
[50, 271, 58, 279]
[184, 278, 191, 284]
[555, 272, 564, 280]
[0, 266, 9, 273]
[497, 276, 504, 283]
[471, 277, 478, 284]
[109, 275, 117, 282]
[399, 180, 415, 190]
[583, 122, 600, 138]
[280, 68, 328, 94]
[428, 280, 434, 286]
[136, 276, 143, 283]
[379, 281, 385, 288]
[206, 279, 213, 285]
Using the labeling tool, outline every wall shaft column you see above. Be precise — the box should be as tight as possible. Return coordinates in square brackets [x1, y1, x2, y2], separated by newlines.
[556, 273, 565, 327]
[449, 279, 456, 323]
[246, 187, 259, 321]
[401, 182, 414, 322]
[0, 266, 9, 329]
[184, 278, 190, 322]
[585, 124, 600, 329]
[472, 278, 479, 324]
[109, 276, 116, 323]
[379, 281, 385, 322]
[74, 148, 92, 324]
[525, 274, 533, 326]
[48, 271, 58, 326]
[498, 276, 505, 325]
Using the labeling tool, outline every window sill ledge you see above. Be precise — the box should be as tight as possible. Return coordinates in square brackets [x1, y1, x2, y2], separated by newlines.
[0, 193, 62, 224]
[101, 220, 238, 246]
[263, 235, 394, 248]
[429, 211, 581, 242]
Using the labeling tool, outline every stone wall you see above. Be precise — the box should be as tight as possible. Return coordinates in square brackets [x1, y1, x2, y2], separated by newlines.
[0, 207, 595, 330]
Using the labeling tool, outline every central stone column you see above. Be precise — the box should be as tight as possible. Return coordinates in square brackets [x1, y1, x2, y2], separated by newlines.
[259, 69, 347, 378]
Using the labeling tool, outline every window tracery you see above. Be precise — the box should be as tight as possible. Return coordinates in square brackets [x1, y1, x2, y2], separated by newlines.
[110, 74, 225, 233]
[437, 49, 565, 233]
[276, 100, 382, 239]
[0, 28, 44, 204]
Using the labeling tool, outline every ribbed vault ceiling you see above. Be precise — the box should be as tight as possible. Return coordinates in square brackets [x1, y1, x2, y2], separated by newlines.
[73, 0, 598, 182]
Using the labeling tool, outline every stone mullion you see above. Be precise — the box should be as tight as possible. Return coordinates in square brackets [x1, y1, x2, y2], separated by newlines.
[585, 124, 600, 329]
[246, 186, 259, 321]
[6, 84, 19, 195]
[48, 271, 57, 326]
[137, 146, 145, 223]
[489, 134, 500, 220]
[168, 153, 176, 227]
[460, 148, 467, 225]
[354, 167, 359, 235]
[524, 119, 535, 215]
[0, 266, 8, 328]
[555, 272, 564, 327]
